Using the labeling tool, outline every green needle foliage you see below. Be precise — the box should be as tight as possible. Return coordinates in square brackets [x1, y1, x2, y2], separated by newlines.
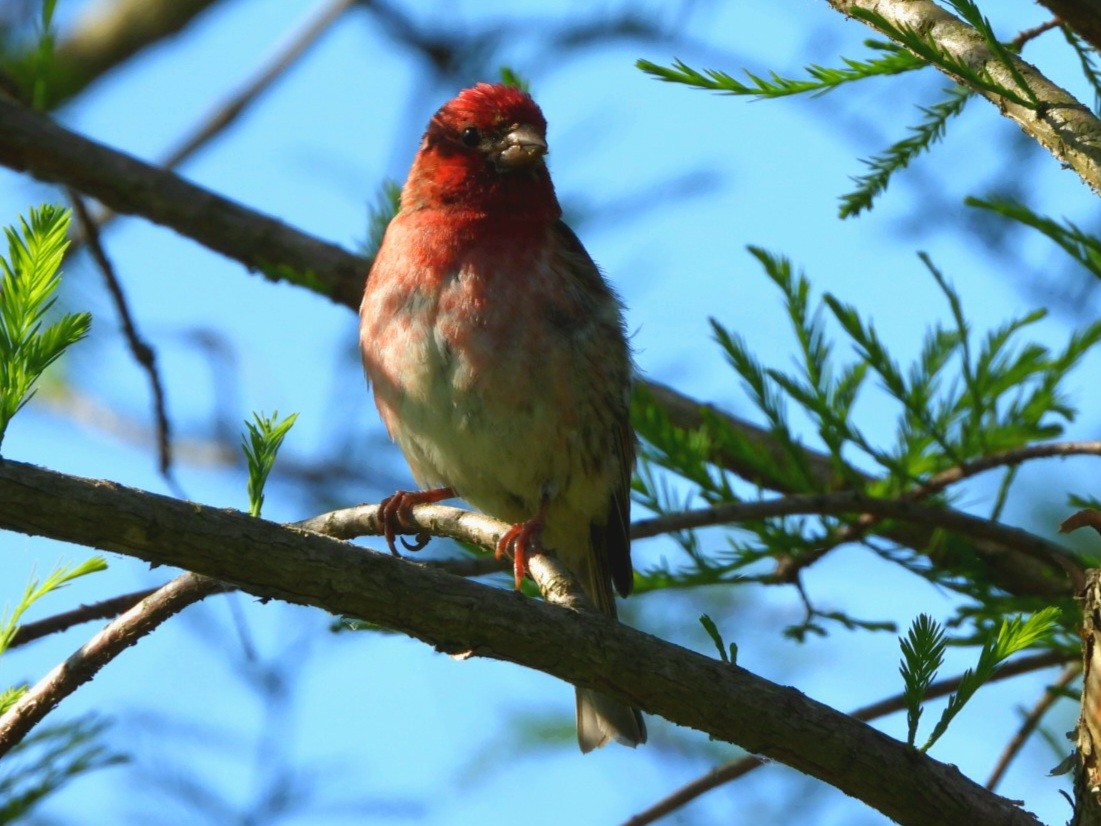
[0, 719, 124, 824]
[840, 86, 972, 218]
[966, 196, 1101, 280]
[632, 244, 1101, 633]
[362, 180, 402, 263]
[241, 411, 299, 517]
[0, 558, 108, 669]
[899, 614, 946, 746]
[636, 47, 925, 99]
[699, 614, 737, 664]
[919, 607, 1060, 751]
[0, 205, 91, 449]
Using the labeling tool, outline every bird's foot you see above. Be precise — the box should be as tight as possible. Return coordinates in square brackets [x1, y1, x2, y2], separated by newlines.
[377, 487, 455, 556]
[496, 514, 547, 589]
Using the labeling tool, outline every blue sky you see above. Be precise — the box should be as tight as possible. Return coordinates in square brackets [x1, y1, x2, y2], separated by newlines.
[3, 1, 1099, 823]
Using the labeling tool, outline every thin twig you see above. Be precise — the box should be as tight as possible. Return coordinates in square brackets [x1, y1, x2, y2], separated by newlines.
[0, 573, 227, 759]
[1010, 17, 1062, 50]
[67, 190, 175, 483]
[622, 650, 1072, 826]
[986, 663, 1079, 791]
[631, 491, 1083, 590]
[8, 585, 160, 648]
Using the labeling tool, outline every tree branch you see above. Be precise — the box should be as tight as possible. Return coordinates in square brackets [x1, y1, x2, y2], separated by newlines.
[624, 649, 1072, 826]
[8, 585, 160, 648]
[0, 94, 368, 308]
[827, 0, 1101, 195]
[0, 458, 1042, 826]
[0, 572, 226, 758]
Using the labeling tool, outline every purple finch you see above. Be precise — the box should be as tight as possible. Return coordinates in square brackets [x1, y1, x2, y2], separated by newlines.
[359, 83, 645, 752]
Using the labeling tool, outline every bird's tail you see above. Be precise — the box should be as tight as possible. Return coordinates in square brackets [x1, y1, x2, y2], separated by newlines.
[576, 687, 646, 752]
[570, 541, 647, 752]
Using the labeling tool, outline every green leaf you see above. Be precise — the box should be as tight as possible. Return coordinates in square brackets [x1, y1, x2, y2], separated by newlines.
[921, 607, 1060, 751]
[241, 410, 299, 517]
[637, 47, 925, 99]
[840, 86, 971, 218]
[699, 614, 733, 663]
[898, 614, 946, 746]
[0, 205, 91, 448]
[0, 558, 107, 662]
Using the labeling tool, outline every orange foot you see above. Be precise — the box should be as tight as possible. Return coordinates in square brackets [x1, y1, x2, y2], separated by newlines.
[377, 487, 455, 556]
[496, 507, 548, 589]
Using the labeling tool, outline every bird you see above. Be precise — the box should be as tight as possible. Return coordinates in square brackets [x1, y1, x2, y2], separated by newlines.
[359, 82, 645, 752]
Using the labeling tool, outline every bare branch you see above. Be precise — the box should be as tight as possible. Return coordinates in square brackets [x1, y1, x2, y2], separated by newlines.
[986, 664, 1078, 791]
[68, 189, 175, 482]
[45, 0, 226, 106]
[8, 585, 160, 648]
[0, 458, 1044, 826]
[0, 94, 368, 308]
[72, 0, 356, 246]
[0, 573, 226, 758]
[1037, 2, 1101, 52]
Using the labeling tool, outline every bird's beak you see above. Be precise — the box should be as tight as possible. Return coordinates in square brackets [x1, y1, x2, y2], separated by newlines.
[493, 124, 547, 170]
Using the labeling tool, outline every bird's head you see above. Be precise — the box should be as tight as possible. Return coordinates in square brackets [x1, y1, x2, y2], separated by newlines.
[404, 83, 560, 220]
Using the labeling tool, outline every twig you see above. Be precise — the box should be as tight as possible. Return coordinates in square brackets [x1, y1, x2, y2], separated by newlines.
[623, 650, 1072, 826]
[631, 490, 1083, 592]
[67, 190, 175, 483]
[0, 573, 227, 759]
[1010, 17, 1062, 51]
[986, 663, 1079, 791]
[910, 441, 1101, 502]
[8, 585, 160, 648]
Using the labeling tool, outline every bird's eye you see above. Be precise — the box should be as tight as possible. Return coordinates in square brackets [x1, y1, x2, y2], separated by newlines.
[460, 126, 480, 147]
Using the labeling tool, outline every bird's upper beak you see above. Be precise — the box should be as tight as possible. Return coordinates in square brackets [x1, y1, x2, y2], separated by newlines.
[493, 124, 547, 171]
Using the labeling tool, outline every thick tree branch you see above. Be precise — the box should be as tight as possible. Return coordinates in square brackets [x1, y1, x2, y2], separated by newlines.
[827, 0, 1101, 195]
[0, 458, 1042, 826]
[625, 649, 1072, 826]
[0, 94, 368, 308]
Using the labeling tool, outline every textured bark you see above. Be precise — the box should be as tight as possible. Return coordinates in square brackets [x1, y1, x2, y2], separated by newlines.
[0, 94, 368, 308]
[1075, 568, 1101, 826]
[828, 0, 1101, 196]
[0, 458, 1042, 826]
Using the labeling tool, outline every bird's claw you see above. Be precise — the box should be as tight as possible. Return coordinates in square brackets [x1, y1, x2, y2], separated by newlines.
[377, 488, 454, 557]
[496, 516, 547, 589]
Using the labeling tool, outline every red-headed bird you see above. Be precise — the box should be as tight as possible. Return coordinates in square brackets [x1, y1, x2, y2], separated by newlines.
[359, 83, 645, 752]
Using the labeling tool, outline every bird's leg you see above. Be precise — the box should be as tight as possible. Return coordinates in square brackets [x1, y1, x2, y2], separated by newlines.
[496, 497, 551, 589]
[377, 487, 455, 556]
